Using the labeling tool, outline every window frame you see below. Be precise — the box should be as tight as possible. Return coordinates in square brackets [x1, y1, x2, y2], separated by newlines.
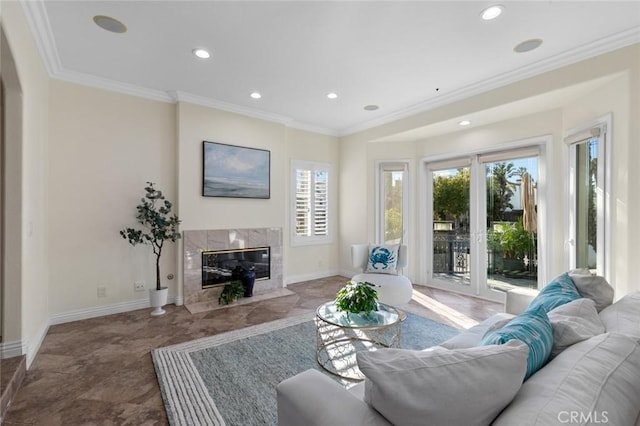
[375, 160, 410, 246]
[291, 159, 332, 246]
[564, 114, 611, 280]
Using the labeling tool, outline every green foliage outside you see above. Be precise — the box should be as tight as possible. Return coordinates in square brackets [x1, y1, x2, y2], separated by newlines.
[384, 172, 403, 242]
[385, 208, 402, 242]
[120, 182, 181, 291]
[335, 281, 379, 315]
[433, 168, 470, 221]
[487, 218, 535, 260]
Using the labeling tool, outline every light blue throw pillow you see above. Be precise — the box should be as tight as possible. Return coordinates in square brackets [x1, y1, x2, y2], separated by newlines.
[364, 244, 399, 275]
[480, 306, 553, 380]
[527, 273, 581, 313]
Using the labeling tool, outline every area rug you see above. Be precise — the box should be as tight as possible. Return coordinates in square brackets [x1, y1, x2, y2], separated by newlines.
[152, 312, 459, 426]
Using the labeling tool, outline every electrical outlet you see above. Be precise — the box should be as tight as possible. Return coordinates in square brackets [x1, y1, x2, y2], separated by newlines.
[97, 286, 107, 298]
[134, 281, 145, 292]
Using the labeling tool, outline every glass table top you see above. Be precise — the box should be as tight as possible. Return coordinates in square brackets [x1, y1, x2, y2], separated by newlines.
[316, 301, 400, 328]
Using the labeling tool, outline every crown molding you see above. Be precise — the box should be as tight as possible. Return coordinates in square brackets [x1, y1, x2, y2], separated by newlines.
[338, 27, 640, 137]
[21, 0, 640, 139]
[54, 68, 175, 103]
[173, 91, 294, 125]
[173, 91, 339, 137]
[20, 0, 62, 76]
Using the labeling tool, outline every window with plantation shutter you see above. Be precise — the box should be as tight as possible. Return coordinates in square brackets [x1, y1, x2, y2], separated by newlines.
[292, 160, 331, 245]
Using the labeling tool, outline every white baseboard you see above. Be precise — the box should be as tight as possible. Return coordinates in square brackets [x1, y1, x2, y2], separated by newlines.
[284, 270, 342, 285]
[26, 321, 50, 368]
[0, 339, 25, 359]
[49, 295, 180, 325]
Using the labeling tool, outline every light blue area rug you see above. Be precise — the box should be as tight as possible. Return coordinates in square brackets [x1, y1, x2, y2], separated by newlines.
[152, 312, 459, 426]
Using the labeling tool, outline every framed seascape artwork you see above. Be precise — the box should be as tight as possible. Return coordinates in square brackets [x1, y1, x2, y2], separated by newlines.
[202, 141, 270, 199]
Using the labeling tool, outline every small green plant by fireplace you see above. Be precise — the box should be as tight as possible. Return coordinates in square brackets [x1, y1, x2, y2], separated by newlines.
[335, 280, 379, 316]
[218, 280, 245, 305]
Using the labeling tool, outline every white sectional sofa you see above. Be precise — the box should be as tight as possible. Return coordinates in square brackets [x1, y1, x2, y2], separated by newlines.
[277, 273, 640, 426]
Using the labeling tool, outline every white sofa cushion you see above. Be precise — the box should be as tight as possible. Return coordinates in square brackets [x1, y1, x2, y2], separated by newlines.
[599, 291, 640, 340]
[493, 332, 640, 426]
[440, 312, 515, 349]
[568, 268, 614, 311]
[356, 340, 528, 426]
[547, 297, 605, 358]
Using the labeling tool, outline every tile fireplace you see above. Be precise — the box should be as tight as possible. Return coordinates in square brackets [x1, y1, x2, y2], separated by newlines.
[183, 228, 284, 310]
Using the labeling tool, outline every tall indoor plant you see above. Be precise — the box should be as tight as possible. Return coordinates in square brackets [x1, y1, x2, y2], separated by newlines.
[120, 182, 181, 316]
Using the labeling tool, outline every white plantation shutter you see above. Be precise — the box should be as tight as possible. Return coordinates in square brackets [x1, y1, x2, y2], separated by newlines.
[296, 169, 311, 236]
[313, 171, 328, 236]
[292, 161, 331, 245]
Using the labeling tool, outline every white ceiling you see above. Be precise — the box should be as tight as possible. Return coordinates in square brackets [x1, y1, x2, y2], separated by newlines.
[23, 1, 640, 136]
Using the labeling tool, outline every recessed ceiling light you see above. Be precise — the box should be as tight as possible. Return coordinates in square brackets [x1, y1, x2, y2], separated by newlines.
[514, 38, 543, 53]
[327, 92, 338, 99]
[250, 92, 262, 99]
[93, 15, 127, 33]
[193, 48, 210, 59]
[480, 5, 504, 21]
[364, 105, 379, 111]
[458, 120, 472, 126]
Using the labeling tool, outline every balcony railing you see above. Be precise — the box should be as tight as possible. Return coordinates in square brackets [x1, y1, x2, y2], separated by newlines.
[433, 230, 537, 289]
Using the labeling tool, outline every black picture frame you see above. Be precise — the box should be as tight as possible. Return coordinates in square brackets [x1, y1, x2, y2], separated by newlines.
[202, 141, 270, 199]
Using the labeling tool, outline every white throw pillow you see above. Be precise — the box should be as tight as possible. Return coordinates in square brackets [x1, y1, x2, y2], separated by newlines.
[440, 313, 515, 350]
[547, 298, 605, 358]
[364, 244, 399, 275]
[493, 333, 640, 426]
[568, 269, 614, 311]
[599, 292, 640, 341]
[356, 340, 528, 426]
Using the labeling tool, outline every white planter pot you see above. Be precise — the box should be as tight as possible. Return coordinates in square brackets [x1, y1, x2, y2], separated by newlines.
[149, 287, 169, 316]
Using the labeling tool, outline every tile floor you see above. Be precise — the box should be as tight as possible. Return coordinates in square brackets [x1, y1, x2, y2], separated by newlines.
[4, 276, 501, 425]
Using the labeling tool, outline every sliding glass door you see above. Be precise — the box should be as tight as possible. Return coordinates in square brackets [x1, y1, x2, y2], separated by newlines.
[425, 148, 541, 301]
[430, 161, 472, 290]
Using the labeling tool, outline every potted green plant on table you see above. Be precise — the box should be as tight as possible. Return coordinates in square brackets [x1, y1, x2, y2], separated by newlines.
[335, 280, 379, 318]
[120, 182, 181, 316]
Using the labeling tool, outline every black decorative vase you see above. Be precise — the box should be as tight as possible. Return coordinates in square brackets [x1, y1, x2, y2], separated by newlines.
[241, 268, 256, 297]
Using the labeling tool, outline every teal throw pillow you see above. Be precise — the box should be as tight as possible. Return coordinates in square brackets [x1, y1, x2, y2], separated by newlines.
[480, 306, 553, 380]
[527, 273, 581, 313]
[365, 244, 399, 275]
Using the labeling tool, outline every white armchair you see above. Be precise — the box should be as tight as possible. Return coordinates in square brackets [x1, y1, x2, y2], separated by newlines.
[351, 244, 413, 307]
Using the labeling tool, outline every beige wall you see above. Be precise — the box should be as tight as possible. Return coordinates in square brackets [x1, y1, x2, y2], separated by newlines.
[563, 71, 637, 299]
[2, 1, 50, 365]
[283, 127, 340, 282]
[340, 43, 640, 297]
[176, 102, 341, 292]
[48, 81, 177, 314]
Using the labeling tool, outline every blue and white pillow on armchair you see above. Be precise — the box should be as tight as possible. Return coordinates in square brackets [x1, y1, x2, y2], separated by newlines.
[365, 244, 399, 275]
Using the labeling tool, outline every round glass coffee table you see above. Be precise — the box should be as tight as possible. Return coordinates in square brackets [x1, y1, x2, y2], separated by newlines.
[315, 301, 401, 381]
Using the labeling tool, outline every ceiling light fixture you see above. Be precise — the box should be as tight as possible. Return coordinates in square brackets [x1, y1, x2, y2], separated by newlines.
[93, 15, 127, 33]
[250, 92, 262, 99]
[514, 38, 543, 53]
[458, 120, 471, 126]
[364, 105, 379, 111]
[480, 5, 504, 21]
[327, 92, 338, 99]
[193, 48, 211, 59]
